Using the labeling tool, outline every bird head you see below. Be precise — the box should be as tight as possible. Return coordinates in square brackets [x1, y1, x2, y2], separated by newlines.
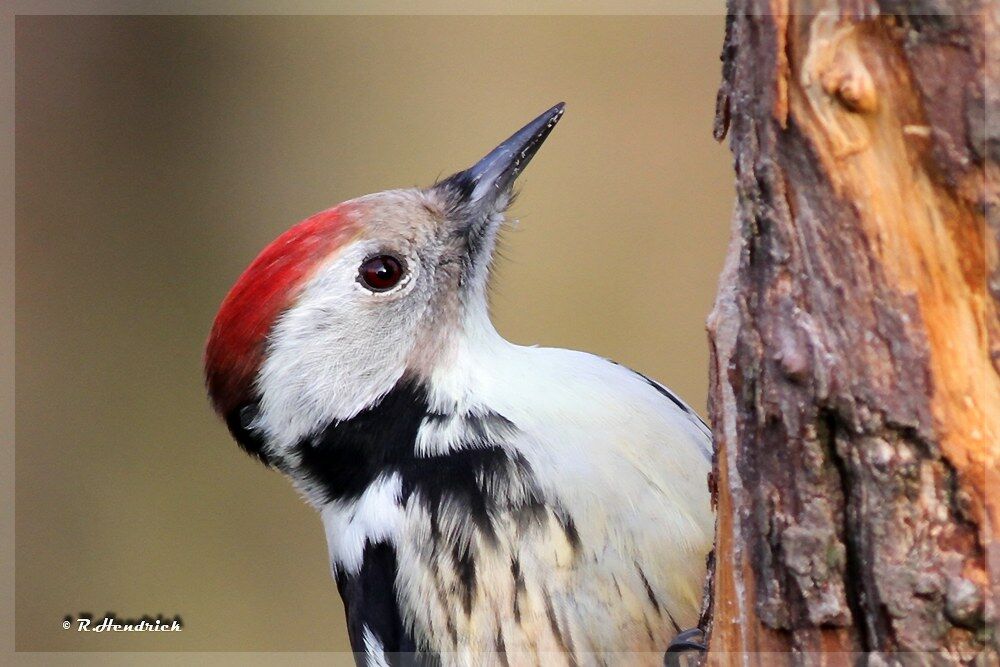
[205, 103, 564, 465]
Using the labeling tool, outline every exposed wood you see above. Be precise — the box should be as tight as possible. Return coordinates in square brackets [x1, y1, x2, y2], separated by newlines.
[703, 1, 997, 663]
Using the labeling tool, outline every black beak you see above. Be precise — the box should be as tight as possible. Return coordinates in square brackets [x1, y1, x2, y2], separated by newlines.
[437, 102, 565, 214]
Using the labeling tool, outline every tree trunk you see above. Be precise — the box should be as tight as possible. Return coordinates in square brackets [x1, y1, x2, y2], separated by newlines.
[703, 1, 998, 663]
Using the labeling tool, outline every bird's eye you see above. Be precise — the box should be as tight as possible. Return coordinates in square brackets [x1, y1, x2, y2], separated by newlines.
[358, 254, 406, 292]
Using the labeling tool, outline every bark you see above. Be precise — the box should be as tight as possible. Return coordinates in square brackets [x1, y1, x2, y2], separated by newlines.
[703, 1, 998, 664]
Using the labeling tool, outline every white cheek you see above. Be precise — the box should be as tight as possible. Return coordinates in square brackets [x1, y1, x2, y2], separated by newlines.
[256, 245, 425, 449]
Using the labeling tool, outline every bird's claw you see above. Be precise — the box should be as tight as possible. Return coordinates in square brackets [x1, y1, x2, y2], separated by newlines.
[663, 627, 706, 667]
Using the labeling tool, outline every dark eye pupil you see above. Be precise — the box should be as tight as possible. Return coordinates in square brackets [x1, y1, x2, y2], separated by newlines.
[360, 255, 404, 291]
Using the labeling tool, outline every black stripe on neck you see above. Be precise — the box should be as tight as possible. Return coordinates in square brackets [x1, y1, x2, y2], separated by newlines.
[294, 379, 538, 538]
[297, 379, 430, 503]
[225, 400, 274, 467]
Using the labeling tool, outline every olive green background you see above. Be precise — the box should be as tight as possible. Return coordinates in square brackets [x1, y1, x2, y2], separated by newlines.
[15, 14, 730, 653]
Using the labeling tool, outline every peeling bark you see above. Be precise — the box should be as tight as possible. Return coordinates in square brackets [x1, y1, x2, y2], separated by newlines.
[704, 1, 997, 663]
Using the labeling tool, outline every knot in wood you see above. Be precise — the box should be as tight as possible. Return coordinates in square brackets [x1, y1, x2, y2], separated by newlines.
[803, 15, 879, 115]
[819, 44, 877, 114]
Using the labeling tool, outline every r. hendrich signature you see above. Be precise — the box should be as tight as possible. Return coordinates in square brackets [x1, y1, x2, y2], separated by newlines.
[62, 614, 183, 633]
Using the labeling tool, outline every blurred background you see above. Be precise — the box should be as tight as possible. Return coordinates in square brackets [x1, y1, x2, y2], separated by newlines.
[15, 14, 730, 653]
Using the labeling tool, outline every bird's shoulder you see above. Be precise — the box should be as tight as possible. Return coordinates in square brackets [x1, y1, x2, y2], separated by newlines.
[482, 345, 712, 455]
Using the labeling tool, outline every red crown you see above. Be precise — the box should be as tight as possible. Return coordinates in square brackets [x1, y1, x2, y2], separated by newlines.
[204, 203, 360, 415]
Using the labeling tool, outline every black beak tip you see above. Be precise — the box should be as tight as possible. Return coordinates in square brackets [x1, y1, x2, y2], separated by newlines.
[546, 101, 567, 121]
[535, 102, 566, 143]
[440, 102, 567, 209]
[504, 101, 565, 174]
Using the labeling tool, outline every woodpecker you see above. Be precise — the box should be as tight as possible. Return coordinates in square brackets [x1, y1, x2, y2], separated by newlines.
[205, 103, 713, 666]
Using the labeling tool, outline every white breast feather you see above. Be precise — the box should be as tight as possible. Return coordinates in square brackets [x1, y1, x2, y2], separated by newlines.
[320, 326, 714, 664]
